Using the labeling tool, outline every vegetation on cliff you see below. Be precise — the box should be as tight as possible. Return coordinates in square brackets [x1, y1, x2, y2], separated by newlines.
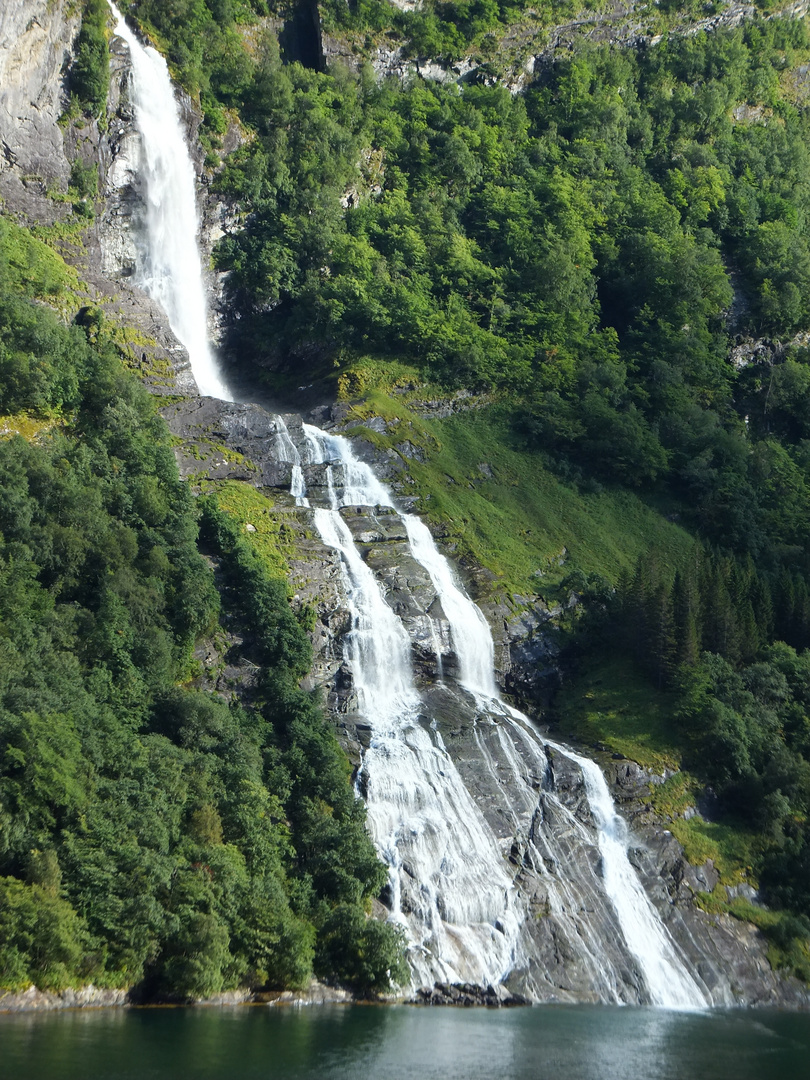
[69, 0, 112, 118]
[0, 221, 405, 998]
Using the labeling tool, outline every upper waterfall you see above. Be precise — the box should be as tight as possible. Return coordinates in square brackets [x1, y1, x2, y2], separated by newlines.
[108, 2, 232, 401]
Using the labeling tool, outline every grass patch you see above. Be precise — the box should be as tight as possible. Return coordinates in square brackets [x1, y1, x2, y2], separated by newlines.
[649, 776, 760, 885]
[380, 406, 694, 599]
[696, 889, 810, 983]
[0, 218, 83, 300]
[198, 479, 300, 579]
[552, 651, 682, 770]
[0, 414, 59, 443]
[338, 356, 431, 402]
[669, 816, 760, 884]
[649, 771, 698, 818]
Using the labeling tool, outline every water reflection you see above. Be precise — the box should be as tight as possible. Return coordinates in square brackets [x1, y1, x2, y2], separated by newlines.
[1, 1004, 809, 1080]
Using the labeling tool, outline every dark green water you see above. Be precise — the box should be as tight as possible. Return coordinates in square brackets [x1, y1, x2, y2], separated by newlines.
[1, 1004, 808, 1080]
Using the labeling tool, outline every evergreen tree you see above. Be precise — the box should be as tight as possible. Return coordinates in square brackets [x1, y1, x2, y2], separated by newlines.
[673, 569, 700, 669]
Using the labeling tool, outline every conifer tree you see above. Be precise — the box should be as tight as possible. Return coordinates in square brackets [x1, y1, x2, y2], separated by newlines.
[751, 574, 775, 645]
[673, 569, 700, 669]
[647, 581, 677, 688]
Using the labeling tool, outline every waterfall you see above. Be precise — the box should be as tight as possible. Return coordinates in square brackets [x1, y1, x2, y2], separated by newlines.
[552, 739, 708, 1008]
[402, 514, 498, 698]
[300, 426, 525, 987]
[115, 18, 708, 1008]
[405, 512, 706, 1006]
[108, 3, 232, 401]
[401, 515, 707, 1005]
[288, 424, 708, 1009]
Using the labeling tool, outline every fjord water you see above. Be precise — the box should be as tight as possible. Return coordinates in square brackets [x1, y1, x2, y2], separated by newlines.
[2, 1005, 809, 1080]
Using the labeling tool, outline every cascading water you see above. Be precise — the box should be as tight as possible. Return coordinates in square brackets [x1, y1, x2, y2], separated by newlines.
[300, 427, 525, 987]
[115, 16, 710, 1007]
[402, 511, 707, 1008]
[553, 739, 707, 1008]
[288, 424, 708, 1009]
[108, 2, 232, 400]
[403, 514, 498, 698]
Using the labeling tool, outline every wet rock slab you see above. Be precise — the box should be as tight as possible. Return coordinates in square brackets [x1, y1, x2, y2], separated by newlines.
[413, 982, 530, 1007]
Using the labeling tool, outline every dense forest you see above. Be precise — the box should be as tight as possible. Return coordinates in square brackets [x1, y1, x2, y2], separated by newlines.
[4, 0, 810, 994]
[0, 219, 406, 997]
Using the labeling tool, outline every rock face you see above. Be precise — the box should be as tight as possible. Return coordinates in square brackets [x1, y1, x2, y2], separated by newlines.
[0, 0, 80, 183]
[0, 985, 129, 1013]
[0, 1, 199, 398]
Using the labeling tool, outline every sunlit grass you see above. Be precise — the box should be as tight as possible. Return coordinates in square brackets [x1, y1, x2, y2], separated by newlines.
[198, 479, 302, 580]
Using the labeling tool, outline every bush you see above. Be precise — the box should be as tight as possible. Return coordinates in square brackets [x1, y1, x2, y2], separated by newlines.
[70, 0, 110, 117]
[315, 904, 410, 996]
[0, 878, 92, 992]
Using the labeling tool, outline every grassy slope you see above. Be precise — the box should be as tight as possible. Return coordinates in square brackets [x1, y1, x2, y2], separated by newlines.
[408, 410, 694, 597]
[553, 651, 762, 889]
[343, 384, 694, 599]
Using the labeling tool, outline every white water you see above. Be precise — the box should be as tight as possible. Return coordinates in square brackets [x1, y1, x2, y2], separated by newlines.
[288, 424, 707, 1007]
[302, 424, 393, 508]
[108, 3, 232, 400]
[400, 517, 706, 1007]
[553, 739, 707, 1009]
[275, 417, 309, 506]
[400, 491, 705, 1006]
[300, 427, 525, 986]
[403, 514, 498, 698]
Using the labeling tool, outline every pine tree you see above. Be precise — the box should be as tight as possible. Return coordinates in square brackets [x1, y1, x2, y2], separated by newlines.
[738, 597, 760, 664]
[703, 559, 741, 664]
[673, 569, 700, 669]
[792, 575, 810, 649]
[775, 569, 797, 644]
[647, 581, 677, 688]
[750, 574, 775, 645]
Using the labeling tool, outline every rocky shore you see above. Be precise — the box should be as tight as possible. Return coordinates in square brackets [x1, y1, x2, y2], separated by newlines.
[0, 981, 354, 1014]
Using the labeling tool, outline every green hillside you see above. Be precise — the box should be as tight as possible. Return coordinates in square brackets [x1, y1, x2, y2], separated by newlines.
[3, 0, 810, 995]
[0, 219, 405, 998]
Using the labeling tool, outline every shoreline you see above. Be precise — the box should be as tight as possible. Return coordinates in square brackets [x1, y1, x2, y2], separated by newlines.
[4, 984, 810, 1016]
[0, 982, 357, 1015]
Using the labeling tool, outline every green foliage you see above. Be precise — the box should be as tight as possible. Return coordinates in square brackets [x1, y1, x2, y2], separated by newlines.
[552, 653, 682, 770]
[0, 219, 81, 301]
[131, 0, 259, 105]
[315, 903, 410, 995]
[70, 0, 111, 117]
[0, 225, 401, 998]
[69, 159, 99, 201]
[0, 877, 91, 991]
